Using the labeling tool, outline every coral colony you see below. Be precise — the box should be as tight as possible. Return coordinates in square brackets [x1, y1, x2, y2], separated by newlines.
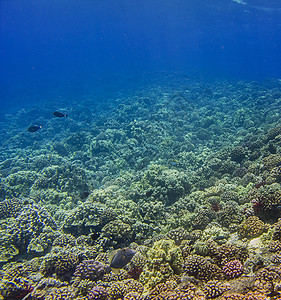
[1, 78, 281, 299]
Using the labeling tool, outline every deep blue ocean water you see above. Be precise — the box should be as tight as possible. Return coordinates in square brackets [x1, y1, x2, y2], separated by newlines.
[1, 0, 281, 113]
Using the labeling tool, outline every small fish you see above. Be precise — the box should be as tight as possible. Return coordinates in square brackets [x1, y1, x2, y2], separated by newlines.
[109, 248, 136, 273]
[27, 125, 42, 132]
[53, 111, 67, 118]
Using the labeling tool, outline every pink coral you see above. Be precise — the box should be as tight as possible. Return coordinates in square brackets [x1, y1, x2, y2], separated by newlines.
[86, 286, 107, 300]
[222, 259, 244, 279]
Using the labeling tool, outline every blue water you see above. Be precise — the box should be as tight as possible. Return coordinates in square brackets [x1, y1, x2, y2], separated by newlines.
[1, 0, 281, 112]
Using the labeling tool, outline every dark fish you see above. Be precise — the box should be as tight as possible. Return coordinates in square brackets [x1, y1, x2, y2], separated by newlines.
[27, 125, 42, 132]
[53, 111, 67, 118]
[109, 248, 136, 271]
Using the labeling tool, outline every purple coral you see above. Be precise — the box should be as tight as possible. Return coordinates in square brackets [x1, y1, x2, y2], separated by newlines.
[87, 286, 107, 300]
[222, 259, 244, 279]
[74, 260, 107, 281]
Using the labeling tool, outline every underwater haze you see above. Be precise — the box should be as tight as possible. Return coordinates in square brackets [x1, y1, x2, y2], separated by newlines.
[2, 1, 281, 299]
[1, 0, 281, 110]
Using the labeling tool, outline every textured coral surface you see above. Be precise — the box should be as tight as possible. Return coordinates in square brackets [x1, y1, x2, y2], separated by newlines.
[1, 77, 281, 299]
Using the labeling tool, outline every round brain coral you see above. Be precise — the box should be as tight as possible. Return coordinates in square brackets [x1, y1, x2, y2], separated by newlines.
[222, 259, 244, 279]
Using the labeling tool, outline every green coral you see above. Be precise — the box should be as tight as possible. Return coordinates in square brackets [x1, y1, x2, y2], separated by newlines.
[201, 223, 229, 244]
[139, 239, 183, 292]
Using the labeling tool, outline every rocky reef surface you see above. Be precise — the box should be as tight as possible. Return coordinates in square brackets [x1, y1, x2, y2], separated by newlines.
[1, 76, 281, 299]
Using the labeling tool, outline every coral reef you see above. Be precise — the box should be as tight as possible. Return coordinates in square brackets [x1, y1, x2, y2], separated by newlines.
[0, 198, 25, 219]
[1, 77, 281, 299]
[183, 254, 223, 281]
[166, 227, 189, 245]
[74, 260, 108, 281]
[222, 260, 244, 279]
[238, 216, 269, 238]
[202, 280, 231, 298]
[139, 239, 183, 291]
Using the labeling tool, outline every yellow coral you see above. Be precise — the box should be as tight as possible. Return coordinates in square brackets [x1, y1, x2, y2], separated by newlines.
[0, 244, 19, 262]
[238, 216, 269, 238]
[139, 239, 183, 293]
